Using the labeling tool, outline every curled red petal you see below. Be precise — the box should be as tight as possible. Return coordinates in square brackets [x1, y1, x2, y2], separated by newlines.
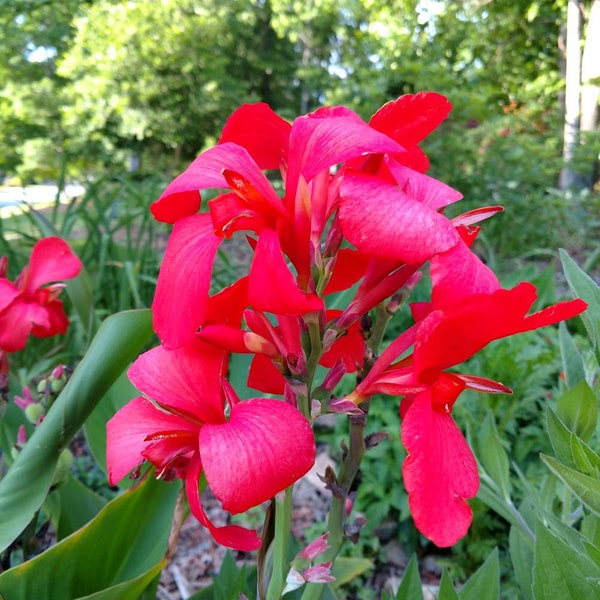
[151, 143, 280, 224]
[415, 283, 587, 377]
[185, 453, 262, 552]
[200, 398, 315, 513]
[401, 388, 479, 547]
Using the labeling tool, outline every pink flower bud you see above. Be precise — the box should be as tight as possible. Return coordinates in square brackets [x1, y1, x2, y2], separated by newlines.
[301, 533, 330, 561]
[14, 386, 35, 410]
[303, 562, 335, 584]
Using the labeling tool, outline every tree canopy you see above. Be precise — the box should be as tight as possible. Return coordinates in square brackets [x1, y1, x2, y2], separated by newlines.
[0, 0, 598, 190]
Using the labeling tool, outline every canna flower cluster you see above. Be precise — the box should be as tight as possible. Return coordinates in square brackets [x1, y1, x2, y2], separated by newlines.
[106, 93, 586, 551]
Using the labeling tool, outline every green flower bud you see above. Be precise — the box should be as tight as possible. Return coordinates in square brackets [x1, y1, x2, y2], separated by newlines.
[24, 402, 45, 424]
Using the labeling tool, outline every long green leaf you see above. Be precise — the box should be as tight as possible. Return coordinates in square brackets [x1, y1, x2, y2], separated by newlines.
[557, 381, 598, 442]
[559, 322, 586, 388]
[532, 521, 600, 599]
[0, 473, 178, 599]
[394, 554, 423, 600]
[0, 309, 153, 553]
[541, 454, 600, 515]
[437, 570, 459, 600]
[458, 548, 499, 600]
[559, 249, 600, 349]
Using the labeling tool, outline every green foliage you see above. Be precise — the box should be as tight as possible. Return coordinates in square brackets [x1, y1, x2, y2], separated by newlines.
[0, 308, 153, 554]
[381, 548, 500, 600]
[187, 552, 258, 600]
[0, 473, 179, 599]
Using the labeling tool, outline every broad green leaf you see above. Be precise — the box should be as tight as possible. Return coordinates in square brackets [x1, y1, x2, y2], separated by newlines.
[557, 381, 598, 442]
[73, 561, 165, 600]
[559, 322, 586, 388]
[459, 547, 499, 600]
[478, 412, 511, 500]
[541, 454, 600, 515]
[394, 554, 423, 600]
[560, 249, 600, 349]
[0, 473, 179, 599]
[331, 557, 373, 588]
[43, 473, 107, 540]
[0, 309, 153, 553]
[437, 570, 459, 600]
[509, 525, 534, 600]
[532, 521, 600, 599]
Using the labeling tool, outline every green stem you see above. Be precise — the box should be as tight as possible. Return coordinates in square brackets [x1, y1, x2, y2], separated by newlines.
[301, 304, 392, 600]
[265, 486, 294, 600]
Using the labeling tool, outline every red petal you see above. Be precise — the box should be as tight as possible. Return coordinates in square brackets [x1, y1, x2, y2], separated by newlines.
[320, 310, 364, 372]
[30, 299, 69, 338]
[151, 143, 280, 224]
[285, 109, 404, 202]
[25, 237, 81, 295]
[385, 158, 463, 210]
[128, 343, 226, 425]
[401, 388, 479, 547]
[153, 214, 221, 349]
[219, 103, 292, 171]
[0, 279, 20, 312]
[369, 92, 452, 147]
[339, 172, 459, 263]
[106, 396, 199, 485]
[0, 299, 45, 352]
[247, 353, 286, 394]
[248, 229, 323, 315]
[200, 398, 315, 513]
[323, 248, 371, 295]
[185, 454, 262, 551]
[415, 283, 587, 377]
[430, 239, 499, 308]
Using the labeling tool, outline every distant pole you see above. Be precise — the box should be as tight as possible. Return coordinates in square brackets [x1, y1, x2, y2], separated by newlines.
[559, 0, 582, 191]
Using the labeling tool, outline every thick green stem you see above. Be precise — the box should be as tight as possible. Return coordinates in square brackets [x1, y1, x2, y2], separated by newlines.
[265, 486, 294, 600]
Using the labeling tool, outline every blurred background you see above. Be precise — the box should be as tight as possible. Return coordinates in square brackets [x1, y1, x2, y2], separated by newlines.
[0, 0, 598, 266]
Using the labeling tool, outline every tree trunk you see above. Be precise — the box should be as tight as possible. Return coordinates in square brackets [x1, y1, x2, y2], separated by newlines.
[580, 0, 600, 188]
[559, 0, 583, 191]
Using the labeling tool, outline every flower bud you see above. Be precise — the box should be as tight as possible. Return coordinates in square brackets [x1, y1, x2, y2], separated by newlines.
[24, 402, 45, 424]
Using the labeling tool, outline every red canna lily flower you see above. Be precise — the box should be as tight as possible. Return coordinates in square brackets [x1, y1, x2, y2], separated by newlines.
[346, 283, 586, 546]
[106, 341, 316, 551]
[0, 237, 81, 352]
